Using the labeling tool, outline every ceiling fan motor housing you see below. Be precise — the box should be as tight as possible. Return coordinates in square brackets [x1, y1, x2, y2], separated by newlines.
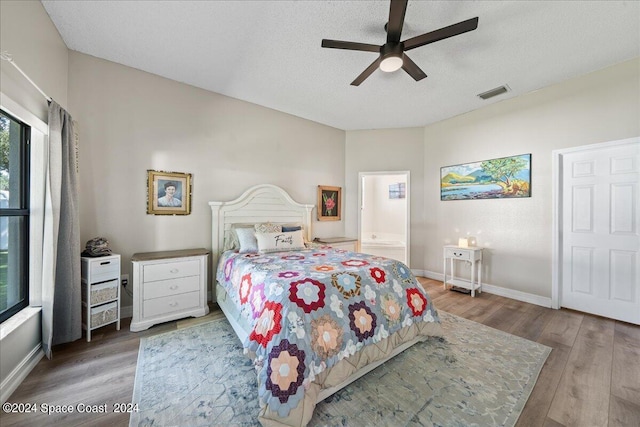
[381, 42, 404, 59]
[380, 42, 405, 72]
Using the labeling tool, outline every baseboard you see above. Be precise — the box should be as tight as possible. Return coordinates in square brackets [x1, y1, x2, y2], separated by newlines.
[416, 269, 552, 308]
[1, 345, 44, 404]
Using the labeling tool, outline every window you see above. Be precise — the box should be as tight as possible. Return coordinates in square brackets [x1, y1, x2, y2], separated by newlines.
[0, 109, 30, 323]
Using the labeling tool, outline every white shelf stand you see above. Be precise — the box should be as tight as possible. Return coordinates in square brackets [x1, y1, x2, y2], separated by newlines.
[443, 246, 483, 297]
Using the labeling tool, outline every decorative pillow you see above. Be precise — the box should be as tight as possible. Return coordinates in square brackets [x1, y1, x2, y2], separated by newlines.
[256, 230, 305, 253]
[254, 222, 282, 234]
[282, 223, 308, 243]
[235, 227, 258, 253]
[281, 225, 302, 232]
[223, 224, 254, 251]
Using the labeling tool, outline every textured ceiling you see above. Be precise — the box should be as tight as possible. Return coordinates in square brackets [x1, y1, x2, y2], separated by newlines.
[41, 1, 640, 131]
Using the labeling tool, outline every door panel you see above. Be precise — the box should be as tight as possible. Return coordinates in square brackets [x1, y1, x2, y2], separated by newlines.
[561, 141, 639, 324]
[610, 250, 636, 302]
[572, 186, 594, 232]
[610, 183, 636, 234]
[570, 246, 593, 294]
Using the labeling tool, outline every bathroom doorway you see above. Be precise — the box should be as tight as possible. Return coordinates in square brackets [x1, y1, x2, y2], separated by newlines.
[358, 171, 409, 265]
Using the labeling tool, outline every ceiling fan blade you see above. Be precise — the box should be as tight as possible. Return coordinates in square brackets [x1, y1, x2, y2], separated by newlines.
[322, 39, 380, 52]
[351, 57, 382, 86]
[401, 54, 427, 81]
[403, 17, 479, 51]
[386, 0, 408, 43]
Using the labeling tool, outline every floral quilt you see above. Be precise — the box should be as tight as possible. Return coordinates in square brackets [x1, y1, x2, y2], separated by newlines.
[216, 246, 441, 421]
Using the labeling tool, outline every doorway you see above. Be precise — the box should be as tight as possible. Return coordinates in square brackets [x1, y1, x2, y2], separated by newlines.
[358, 171, 409, 265]
[552, 137, 639, 324]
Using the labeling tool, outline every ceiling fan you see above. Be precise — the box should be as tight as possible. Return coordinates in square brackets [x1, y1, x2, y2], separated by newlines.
[321, 0, 479, 86]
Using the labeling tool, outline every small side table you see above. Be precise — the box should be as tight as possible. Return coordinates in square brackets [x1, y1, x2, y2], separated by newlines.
[313, 237, 359, 252]
[443, 246, 483, 297]
[81, 254, 121, 342]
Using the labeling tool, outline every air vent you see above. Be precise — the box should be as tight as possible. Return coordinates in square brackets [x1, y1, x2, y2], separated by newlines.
[477, 85, 510, 100]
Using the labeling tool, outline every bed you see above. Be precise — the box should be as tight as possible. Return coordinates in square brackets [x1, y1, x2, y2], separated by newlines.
[209, 184, 443, 427]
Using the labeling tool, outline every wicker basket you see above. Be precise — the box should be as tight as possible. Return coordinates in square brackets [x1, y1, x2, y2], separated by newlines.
[90, 301, 118, 327]
[83, 280, 118, 305]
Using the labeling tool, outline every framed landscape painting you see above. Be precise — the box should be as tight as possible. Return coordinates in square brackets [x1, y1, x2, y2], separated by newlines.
[441, 154, 531, 200]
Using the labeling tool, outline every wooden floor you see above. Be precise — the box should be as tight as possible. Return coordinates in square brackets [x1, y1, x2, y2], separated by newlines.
[2, 278, 639, 427]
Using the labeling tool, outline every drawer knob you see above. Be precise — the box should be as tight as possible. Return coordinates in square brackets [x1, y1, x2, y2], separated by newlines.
[169, 302, 179, 307]
[169, 285, 179, 290]
[170, 268, 179, 274]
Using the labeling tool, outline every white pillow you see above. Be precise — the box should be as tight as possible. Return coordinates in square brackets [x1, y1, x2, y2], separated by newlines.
[223, 224, 254, 251]
[235, 227, 258, 253]
[256, 230, 305, 253]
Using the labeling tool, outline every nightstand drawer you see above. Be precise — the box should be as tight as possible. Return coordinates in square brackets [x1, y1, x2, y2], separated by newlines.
[314, 237, 358, 253]
[331, 241, 357, 252]
[143, 276, 200, 300]
[445, 247, 471, 261]
[143, 259, 200, 282]
[143, 291, 200, 318]
[85, 257, 120, 282]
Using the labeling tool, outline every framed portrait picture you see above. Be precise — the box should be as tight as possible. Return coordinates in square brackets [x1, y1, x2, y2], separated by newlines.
[147, 170, 192, 215]
[317, 185, 341, 221]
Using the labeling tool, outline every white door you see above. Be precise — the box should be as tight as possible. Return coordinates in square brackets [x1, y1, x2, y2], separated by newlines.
[561, 139, 639, 324]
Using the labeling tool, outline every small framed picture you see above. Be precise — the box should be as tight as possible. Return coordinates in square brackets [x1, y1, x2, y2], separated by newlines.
[147, 170, 192, 215]
[317, 185, 341, 221]
[389, 182, 406, 199]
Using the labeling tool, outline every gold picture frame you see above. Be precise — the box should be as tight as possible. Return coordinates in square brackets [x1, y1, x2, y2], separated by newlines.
[147, 170, 192, 215]
[317, 185, 341, 221]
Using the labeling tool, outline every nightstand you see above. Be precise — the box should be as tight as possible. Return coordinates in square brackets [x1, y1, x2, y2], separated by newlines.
[443, 245, 483, 297]
[314, 237, 359, 252]
[81, 254, 121, 342]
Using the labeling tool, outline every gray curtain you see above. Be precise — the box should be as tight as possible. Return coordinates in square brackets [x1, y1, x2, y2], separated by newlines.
[42, 101, 80, 358]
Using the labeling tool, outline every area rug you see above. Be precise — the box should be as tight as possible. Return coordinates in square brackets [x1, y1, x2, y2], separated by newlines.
[130, 311, 551, 427]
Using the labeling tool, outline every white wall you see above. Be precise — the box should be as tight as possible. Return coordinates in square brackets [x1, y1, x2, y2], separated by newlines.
[67, 52, 346, 309]
[0, 0, 68, 119]
[345, 128, 425, 267]
[0, 0, 68, 399]
[422, 58, 640, 299]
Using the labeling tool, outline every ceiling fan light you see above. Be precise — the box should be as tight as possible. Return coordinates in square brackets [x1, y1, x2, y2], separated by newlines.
[380, 55, 403, 72]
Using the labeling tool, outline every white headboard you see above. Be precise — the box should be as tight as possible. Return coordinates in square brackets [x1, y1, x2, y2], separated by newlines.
[209, 184, 314, 269]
